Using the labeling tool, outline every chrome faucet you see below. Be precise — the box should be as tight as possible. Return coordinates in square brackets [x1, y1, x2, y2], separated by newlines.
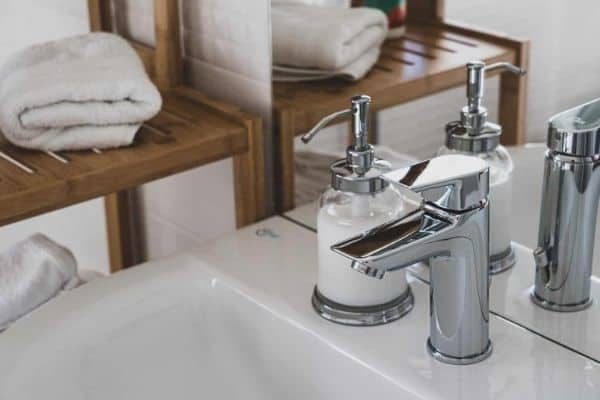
[532, 98, 600, 311]
[331, 154, 492, 365]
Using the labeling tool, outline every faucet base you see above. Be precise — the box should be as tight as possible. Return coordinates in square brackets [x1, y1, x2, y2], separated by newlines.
[311, 286, 414, 326]
[529, 288, 593, 312]
[427, 338, 493, 365]
[490, 245, 516, 275]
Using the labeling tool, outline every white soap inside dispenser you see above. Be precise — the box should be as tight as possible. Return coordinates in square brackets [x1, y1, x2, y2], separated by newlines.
[301, 95, 414, 326]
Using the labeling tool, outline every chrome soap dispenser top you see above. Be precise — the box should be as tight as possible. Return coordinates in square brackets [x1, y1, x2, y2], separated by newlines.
[302, 95, 414, 326]
[438, 60, 526, 274]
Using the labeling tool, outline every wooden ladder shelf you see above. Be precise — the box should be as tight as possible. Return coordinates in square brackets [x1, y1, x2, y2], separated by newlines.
[0, 0, 265, 272]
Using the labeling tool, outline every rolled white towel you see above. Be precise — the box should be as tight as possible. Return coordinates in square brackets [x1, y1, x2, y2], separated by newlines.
[0, 234, 79, 331]
[272, 5, 388, 71]
[0, 32, 162, 151]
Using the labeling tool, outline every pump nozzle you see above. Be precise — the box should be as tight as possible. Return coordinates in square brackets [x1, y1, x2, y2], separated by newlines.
[466, 61, 526, 114]
[444, 60, 527, 153]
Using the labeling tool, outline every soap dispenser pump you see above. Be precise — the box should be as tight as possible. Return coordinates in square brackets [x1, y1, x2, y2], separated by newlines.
[302, 94, 414, 326]
[437, 61, 526, 274]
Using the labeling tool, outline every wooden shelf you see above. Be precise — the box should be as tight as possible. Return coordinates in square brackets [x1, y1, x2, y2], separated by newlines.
[273, 19, 529, 211]
[0, 86, 263, 227]
[275, 21, 518, 134]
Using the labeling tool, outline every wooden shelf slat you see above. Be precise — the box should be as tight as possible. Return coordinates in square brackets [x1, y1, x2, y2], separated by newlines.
[0, 88, 250, 226]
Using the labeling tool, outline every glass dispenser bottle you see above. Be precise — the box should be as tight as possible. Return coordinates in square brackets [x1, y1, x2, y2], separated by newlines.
[437, 61, 526, 274]
[302, 95, 413, 325]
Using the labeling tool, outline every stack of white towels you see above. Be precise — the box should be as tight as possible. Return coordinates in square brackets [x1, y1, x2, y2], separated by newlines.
[0, 32, 162, 151]
[272, 2, 389, 82]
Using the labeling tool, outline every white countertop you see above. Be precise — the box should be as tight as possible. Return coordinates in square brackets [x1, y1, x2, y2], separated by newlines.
[1, 216, 598, 399]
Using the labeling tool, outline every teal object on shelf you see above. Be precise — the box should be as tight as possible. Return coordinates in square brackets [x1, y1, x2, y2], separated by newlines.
[354, 0, 407, 37]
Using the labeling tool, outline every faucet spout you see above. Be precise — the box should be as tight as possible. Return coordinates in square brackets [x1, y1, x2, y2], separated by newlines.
[331, 154, 492, 365]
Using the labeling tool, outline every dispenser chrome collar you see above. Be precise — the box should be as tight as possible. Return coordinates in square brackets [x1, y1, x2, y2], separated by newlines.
[532, 98, 600, 312]
[331, 154, 492, 365]
[301, 95, 390, 194]
[446, 61, 526, 153]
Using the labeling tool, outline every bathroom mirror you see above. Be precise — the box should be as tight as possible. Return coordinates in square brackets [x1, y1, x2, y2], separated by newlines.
[272, 0, 600, 364]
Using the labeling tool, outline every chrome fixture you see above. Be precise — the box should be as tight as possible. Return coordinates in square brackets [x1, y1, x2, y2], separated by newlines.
[532, 98, 600, 312]
[445, 61, 526, 154]
[302, 95, 414, 326]
[331, 154, 492, 365]
[301, 94, 392, 194]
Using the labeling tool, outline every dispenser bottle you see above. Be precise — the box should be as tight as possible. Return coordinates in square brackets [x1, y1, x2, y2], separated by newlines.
[437, 61, 526, 274]
[302, 95, 413, 326]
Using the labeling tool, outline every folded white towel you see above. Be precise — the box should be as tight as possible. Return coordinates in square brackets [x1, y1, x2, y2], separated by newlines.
[0, 234, 79, 331]
[0, 32, 162, 151]
[272, 5, 388, 71]
[273, 48, 380, 82]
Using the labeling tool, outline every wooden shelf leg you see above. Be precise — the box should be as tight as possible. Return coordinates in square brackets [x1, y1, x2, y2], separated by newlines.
[275, 110, 296, 212]
[104, 190, 143, 273]
[233, 118, 266, 227]
[499, 42, 530, 145]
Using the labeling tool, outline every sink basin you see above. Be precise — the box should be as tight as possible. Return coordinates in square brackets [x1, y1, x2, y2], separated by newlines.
[1, 216, 599, 399]
[0, 254, 402, 399]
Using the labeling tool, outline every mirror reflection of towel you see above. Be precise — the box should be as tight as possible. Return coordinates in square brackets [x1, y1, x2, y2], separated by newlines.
[272, 5, 387, 81]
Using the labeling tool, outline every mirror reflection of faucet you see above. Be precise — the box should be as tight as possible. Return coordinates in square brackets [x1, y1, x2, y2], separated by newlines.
[532, 97, 600, 312]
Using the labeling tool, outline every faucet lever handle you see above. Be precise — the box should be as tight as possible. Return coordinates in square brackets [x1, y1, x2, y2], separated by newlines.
[383, 155, 489, 211]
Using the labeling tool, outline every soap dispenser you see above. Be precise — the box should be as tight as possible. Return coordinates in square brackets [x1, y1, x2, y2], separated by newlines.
[437, 61, 526, 274]
[301, 94, 414, 326]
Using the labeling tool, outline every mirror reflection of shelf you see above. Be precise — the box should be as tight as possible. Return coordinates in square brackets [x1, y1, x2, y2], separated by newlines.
[273, 2, 529, 212]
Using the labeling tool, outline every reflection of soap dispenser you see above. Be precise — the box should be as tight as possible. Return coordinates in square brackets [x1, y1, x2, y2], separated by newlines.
[302, 95, 413, 325]
[437, 61, 526, 274]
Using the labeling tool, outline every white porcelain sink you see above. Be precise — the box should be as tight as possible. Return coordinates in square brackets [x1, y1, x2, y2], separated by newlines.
[1, 216, 599, 399]
[0, 253, 403, 399]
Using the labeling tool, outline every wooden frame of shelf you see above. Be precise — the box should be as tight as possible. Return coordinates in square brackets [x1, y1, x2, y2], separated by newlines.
[274, 0, 529, 212]
[0, 1, 266, 273]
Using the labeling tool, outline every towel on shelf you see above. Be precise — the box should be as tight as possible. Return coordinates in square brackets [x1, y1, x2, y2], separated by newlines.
[273, 48, 380, 81]
[272, 5, 387, 81]
[0, 32, 162, 151]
